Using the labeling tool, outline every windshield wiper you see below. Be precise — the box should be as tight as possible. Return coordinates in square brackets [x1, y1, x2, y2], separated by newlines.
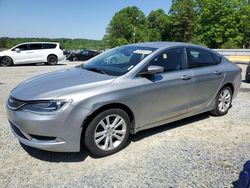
[83, 67, 107, 75]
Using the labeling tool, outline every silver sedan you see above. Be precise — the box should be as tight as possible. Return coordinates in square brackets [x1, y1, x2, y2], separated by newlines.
[6, 42, 241, 157]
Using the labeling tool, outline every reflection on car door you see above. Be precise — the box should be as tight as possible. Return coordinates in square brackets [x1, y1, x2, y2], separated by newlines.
[186, 47, 225, 112]
[132, 48, 193, 128]
[13, 44, 31, 64]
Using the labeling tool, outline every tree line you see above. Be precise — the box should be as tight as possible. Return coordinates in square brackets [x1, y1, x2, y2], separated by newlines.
[104, 0, 250, 49]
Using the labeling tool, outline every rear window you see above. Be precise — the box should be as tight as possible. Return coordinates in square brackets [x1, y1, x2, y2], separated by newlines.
[43, 43, 57, 49]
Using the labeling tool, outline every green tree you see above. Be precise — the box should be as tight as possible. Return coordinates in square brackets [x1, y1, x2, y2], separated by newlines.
[195, 0, 247, 48]
[147, 9, 171, 41]
[169, 0, 196, 42]
[105, 6, 149, 47]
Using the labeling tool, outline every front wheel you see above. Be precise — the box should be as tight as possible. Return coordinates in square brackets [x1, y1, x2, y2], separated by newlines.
[210, 86, 232, 116]
[84, 109, 130, 157]
[0, 56, 13, 66]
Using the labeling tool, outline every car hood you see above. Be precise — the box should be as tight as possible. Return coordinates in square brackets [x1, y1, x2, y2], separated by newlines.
[11, 67, 116, 101]
[0, 50, 9, 56]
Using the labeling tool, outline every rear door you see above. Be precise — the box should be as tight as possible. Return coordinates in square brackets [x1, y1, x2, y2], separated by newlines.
[28, 43, 44, 63]
[186, 47, 225, 111]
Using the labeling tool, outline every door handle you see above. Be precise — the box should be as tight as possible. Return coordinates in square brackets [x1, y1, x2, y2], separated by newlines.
[214, 70, 222, 75]
[181, 75, 192, 80]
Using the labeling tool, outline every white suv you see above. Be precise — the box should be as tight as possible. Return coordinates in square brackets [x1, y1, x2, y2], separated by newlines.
[0, 42, 65, 66]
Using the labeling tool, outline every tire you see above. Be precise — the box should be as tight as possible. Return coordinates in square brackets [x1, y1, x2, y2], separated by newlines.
[73, 57, 78, 61]
[110, 57, 117, 64]
[210, 86, 233, 116]
[46, 55, 58, 65]
[84, 108, 130, 157]
[0, 56, 13, 67]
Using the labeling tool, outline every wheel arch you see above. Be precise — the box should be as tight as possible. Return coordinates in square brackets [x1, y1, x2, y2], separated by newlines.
[47, 54, 58, 60]
[80, 103, 135, 143]
[221, 82, 234, 95]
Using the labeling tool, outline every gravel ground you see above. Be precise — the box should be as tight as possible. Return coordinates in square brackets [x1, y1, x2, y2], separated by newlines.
[0, 61, 250, 188]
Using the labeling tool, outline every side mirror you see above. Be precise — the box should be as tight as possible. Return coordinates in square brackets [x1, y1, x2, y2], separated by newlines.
[15, 48, 21, 53]
[140, 65, 164, 76]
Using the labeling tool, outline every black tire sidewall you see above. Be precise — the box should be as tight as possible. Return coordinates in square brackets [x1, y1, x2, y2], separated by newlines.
[213, 86, 232, 116]
[47, 55, 58, 65]
[84, 108, 130, 157]
[1, 56, 13, 66]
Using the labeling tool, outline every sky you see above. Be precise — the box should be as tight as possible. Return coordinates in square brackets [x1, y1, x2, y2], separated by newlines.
[0, 0, 172, 40]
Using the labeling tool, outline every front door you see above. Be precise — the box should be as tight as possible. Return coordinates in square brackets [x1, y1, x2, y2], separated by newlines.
[12, 44, 31, 64]
[133, 47, 193, 127]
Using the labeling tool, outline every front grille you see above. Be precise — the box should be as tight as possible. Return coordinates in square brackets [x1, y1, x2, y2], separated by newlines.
[7, 96, 26, 110]
[10, 122, 28, 140]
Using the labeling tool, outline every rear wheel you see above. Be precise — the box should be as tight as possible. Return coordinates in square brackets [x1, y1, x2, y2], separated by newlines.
[0, 56, 13, 67]
[73, 56, 78, 61]
[84, 109, 130, 157]
[46, 55, 58, 65]
[210, 86, 232, 116]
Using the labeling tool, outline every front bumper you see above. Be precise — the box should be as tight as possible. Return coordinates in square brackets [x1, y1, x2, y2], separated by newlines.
[6, 102, 90, 152]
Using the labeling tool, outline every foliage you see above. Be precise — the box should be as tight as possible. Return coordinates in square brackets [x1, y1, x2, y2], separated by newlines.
[105, 1, 250, 49]
[104, 6, 149, 47]
[169, 0, 196, 42]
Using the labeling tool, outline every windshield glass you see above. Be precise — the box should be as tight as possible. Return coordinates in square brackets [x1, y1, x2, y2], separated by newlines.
[81, 46, 157, 76]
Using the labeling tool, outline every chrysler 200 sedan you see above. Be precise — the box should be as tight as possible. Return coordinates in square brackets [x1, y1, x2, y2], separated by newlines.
[6, 42, 241, 157]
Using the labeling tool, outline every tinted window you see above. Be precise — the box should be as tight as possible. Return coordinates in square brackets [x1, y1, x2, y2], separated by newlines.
[149, 48, 186, 72]
[187, 48, 215, 68]
[29, 43, 43, 50]
[88, 51, 98, 56]
[212, 53, 222, 64]
[43, 43, 57, 49]
[14, 44, 28, 51]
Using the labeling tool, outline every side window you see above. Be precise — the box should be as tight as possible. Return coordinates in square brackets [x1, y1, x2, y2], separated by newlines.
[43, 43, 57, 49]
[149, 48, 186, 72]
[29, 43, 43, 50]
[14, 44, 28, 51]
[212, 53, 222, 65]
[187, 48, 215, 68]
[81, 51, 88, 55]
[88, 51, 97, 56]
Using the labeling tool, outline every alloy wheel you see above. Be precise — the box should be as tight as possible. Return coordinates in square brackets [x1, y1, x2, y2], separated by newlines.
[218, 88, 231, 113]
[1, 57, 12, 66]
[94, 114, 127, 151]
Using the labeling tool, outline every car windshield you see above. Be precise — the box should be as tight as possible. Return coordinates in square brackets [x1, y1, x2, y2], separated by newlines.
[81, 46, 156, 76]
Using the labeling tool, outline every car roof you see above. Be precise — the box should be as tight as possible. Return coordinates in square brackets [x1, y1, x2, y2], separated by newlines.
[17, 42, 59, 45]
[128, 41, 209, 50]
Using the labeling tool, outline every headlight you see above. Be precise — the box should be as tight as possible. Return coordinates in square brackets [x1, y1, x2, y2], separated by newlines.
[20, 100, 71, 113]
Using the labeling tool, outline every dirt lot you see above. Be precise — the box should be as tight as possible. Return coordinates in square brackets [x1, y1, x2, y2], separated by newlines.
[0, 61, 250, 187]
